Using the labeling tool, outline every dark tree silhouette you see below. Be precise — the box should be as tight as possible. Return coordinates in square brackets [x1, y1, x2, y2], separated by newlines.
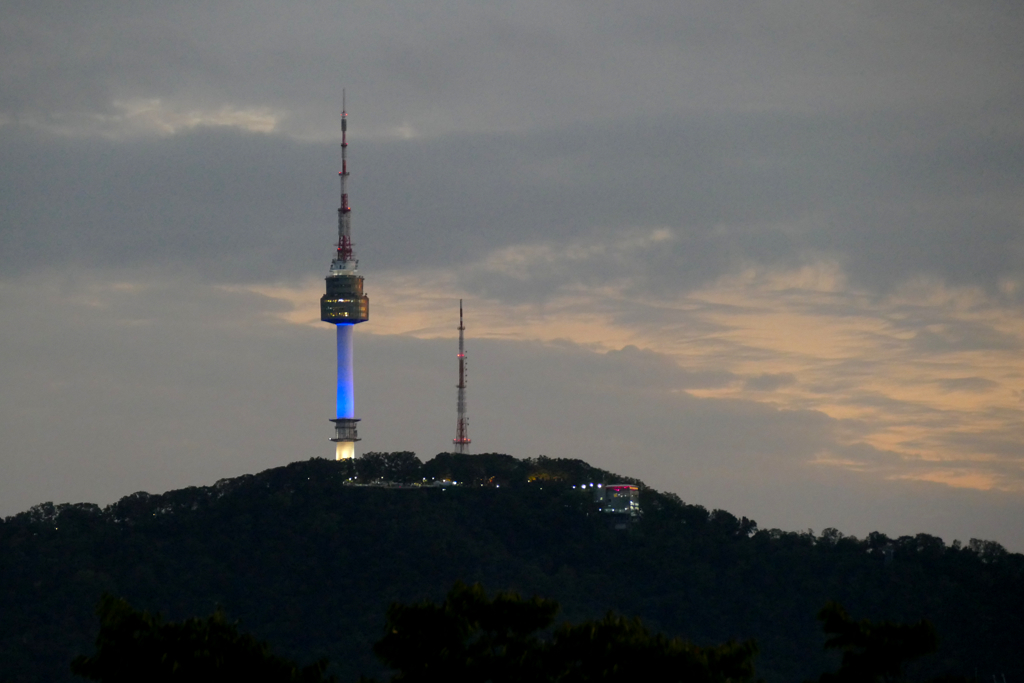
[372, 581, 758, 683]
[67, 587, 976, 683]
[71, 595, 334, 683]
[374, 581, 559, 682]
[815, 602, 964, 683]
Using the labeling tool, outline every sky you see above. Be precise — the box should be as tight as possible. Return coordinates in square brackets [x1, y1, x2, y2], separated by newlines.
[2, 0, 1023, 550]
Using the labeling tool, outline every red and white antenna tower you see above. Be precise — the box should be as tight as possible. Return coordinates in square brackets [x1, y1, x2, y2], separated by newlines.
[453, 300, 471, 454]
[336, 89, 353, 264]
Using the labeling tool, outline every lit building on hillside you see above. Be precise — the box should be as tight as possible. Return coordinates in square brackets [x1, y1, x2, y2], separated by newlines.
[595, 484, 641, 517]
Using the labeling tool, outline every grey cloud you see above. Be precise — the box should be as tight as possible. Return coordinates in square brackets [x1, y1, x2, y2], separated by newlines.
[937, 377, 1000, 393]
[407, 109, 1024, 299]
[0, 126, 332, 282]
[608, 300, 741, 341]
[6, 0, 1024, 292]
[575, 344, 736, 390]
[938, 430, 1024, 462]
[909, 321, 1022, 354]
[5, 0, 1022, 139]
[745, 373, 797, 392]
[3, 100, 1023, 300]
[833, 390, 949, 418]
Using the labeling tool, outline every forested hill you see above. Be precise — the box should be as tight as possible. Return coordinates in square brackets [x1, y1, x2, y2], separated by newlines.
[1, 453, 1021, 683]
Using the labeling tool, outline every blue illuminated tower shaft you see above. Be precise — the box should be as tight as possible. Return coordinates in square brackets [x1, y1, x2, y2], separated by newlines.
[320, 95, 369, 460]
[336, 324, 354, 421]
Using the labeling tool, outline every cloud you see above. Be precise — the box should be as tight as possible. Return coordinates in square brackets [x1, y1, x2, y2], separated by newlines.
[911, 323, 1022, 354]
[745, 373, 798, 392]
[0, 126, 331, 281]
[5, 102, 1021, 303]
[936, 377, 1000, 393]
[5, 1, 1023, 139]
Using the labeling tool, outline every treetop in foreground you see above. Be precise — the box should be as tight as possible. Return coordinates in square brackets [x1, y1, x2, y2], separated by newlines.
[71, 595, 335, 683]
[374, 581, 758, 683]
[71, 584, 970, 683]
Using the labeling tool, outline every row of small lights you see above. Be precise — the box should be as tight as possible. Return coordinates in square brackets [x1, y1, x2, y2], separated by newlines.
[337, 476, 615, 489]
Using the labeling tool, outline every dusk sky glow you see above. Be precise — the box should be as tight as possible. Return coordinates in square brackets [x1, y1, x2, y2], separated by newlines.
[2, 0, 1023, 550]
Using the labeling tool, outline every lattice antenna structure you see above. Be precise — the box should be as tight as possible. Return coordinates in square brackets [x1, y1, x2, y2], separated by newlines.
[453, 300, 471, 454]
[336, 90, 353, 264]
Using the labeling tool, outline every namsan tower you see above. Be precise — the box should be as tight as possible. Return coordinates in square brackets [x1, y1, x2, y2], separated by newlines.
[453, 300, 471, 454]
[320, 93, 369, 460]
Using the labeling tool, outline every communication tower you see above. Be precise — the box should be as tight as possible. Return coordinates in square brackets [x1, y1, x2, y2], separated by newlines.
[320, 92, 369, 459]
[453, 300, 471, 454]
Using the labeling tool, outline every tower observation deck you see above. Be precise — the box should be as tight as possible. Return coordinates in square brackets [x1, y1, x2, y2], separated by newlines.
[321, 93, 369, 459]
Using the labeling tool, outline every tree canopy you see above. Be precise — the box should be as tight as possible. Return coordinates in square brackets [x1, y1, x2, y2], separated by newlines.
[70, 585, 971, 683]
[71, 595, 334, 683]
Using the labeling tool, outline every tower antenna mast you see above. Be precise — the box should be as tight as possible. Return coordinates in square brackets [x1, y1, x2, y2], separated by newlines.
[453, 300, 471, 454]
[337, 89, 353, 263]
